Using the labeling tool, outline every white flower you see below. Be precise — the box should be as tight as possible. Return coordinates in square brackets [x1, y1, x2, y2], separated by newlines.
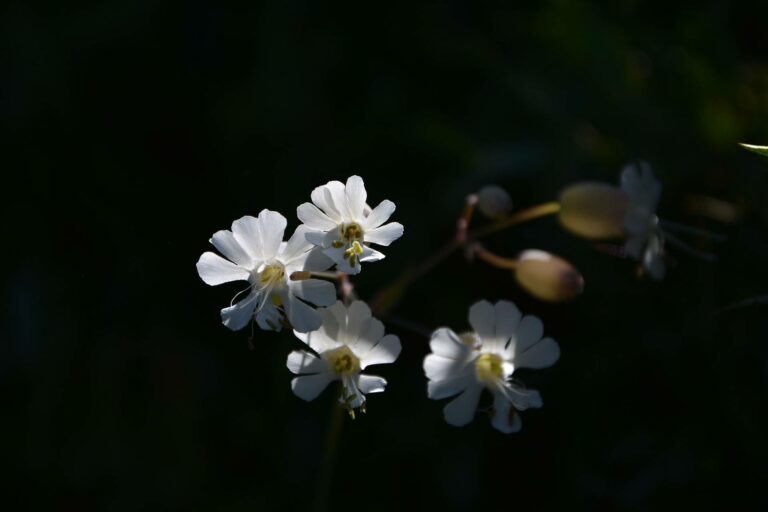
[620, 161, 666, 280]
[297, 175, 404, 274]
[423, 300, 559, 433]
[196, 209, 337, 333]
[287, 300, 401, 415]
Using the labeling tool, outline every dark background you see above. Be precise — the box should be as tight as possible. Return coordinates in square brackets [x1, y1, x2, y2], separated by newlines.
[4, 0, 768, 509]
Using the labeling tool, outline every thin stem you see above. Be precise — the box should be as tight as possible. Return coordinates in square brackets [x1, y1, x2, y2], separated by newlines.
[313, 400, 345, 512]
[472, 243, 519, 270]
[370, 201, 560, 314]
[468, 201, 561, 239]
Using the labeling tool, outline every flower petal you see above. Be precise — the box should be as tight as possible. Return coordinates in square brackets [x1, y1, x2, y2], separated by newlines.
[297, 202, 338, 231]
[280, 225, 314, 264]
[231, 215, 264, 262]
[443, 383, 483, 427]
[491, 391, 523, 434]
[359, 334, 401, 368]
[284, 294, 322, 333]
[356, 374, 386, 394]
[429, 328, 469, 359]
[255, 209, 287, 261]
[291, 373, 335, 401]
[363, 199, 396, 229]
[427, 373, 474, 400]
[514, 337, 560, 370]
[345, 175, 367, 221]
[255, 302, 283, 331]
[494, 300, 521, 346]
[287, 350, 328, 375]
[468, 300, 495, 344]
[311, 181, 345, 220]
[365, 222, 404, 247]
[197, 252, 250, 285]
[424, 354, 471, 381]
[323, 246, 360, 275]
[510, 315, 544, 355]
[289, 278, 336, 306]
[220, 293, 258, 331]
[358, 245, 385, 263]
[210, 230, 252, 267]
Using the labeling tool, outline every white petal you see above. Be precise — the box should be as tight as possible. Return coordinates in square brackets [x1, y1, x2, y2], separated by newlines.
[323, 246, 360, 274]
[306, 229, 336, 248]
[443, 383, 483, 427]
[291, 373, 336, 401]
[289, 278, 337, 306]
[220, 293, 257, 331]
[302, 247, 335, 272]
[514, 337, 560, 370]
[311, 181, 345, 220]
[255, 209, 287, 260]
[358, 245, 385, 263]
[357, 374, 386, 394]
[494, 300, 521, 346]
[197, 252, 250, 286]
[429, 328, 469, 359]
[286, 350, 328, 375]
[357, 317, 385, 349]
[280, 225, 314, 264]
[500, 383, 543, 410]
[231, 215, 264, 261]
[255, 302, 283, 331]
[359, 334, 401, 368]
[284, 294, 322, 333]
[510, 315, 544, 355]
[491, 392, 522, 434]
[298, 313, 341, 353]
[345, 300, 372, 341]
[297, 202, 338, 231]
[363, 199, 396, 229]
[427, 373, 474, 400]
[424, 354, 471, 381]
[210, 230, 252, 267]
[468, 300, 495, 343]
[365, 222, 404, 247]
[345, 175, 367, 221]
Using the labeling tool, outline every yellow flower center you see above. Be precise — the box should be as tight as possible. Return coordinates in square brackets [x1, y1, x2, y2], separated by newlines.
[258, 263, 285, 288]
[475, 353, 503, 385]
[340, 222, 364, 242]
[327, 345, 361, 377]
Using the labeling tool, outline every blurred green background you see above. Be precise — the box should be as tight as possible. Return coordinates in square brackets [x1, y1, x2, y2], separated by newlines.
[4, 0, 768, 509]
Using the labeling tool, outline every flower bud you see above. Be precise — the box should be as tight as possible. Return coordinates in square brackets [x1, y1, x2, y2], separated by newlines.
[558, 182, 628, 239]
[477, 185, 513, 219]
[513, 250, 584, 303]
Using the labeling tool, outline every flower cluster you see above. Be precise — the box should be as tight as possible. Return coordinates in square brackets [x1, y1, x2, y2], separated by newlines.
[197, 176, 405, 415]
[197, 161, 714, 433]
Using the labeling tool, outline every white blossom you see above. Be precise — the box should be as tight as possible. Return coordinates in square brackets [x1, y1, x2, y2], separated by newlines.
[297, 175, 404, 274]
[287, 300, 401, 415]
[620, 161, 666, 280]
[196, 209, 336, 333]
[424, 300, 559, 433]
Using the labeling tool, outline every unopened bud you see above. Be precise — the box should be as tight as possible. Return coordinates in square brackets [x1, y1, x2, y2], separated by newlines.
[477, 185, 513, 219]
[558, 182, 628, 239]
[513, 250, 584, 303]
[289, 271, 311, 281]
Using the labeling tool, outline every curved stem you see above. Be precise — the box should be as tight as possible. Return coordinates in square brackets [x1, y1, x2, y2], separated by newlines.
[370, 201, 560, 315]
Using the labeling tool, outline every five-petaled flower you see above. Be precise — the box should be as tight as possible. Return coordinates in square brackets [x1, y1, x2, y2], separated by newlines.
[287, 300, 401, 416]
[297, 175, 404, 274]
[621, 161, 665, 280]
[423, 300, 559, 433]
[196, 209, 336, 333]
